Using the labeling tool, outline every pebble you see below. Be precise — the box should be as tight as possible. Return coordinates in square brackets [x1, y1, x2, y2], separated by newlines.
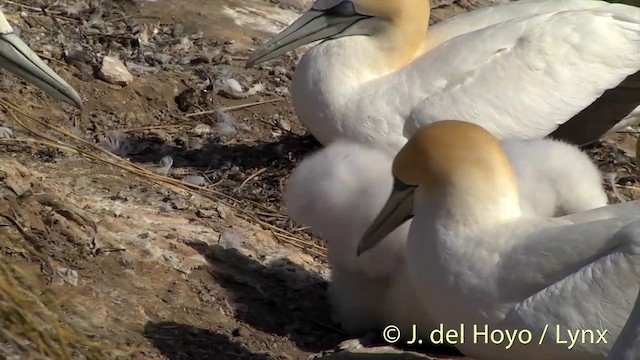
[55, 266, 79, 286]
[274, 66, 287, 77]
[192, 123, 213, 136]
[215, 204, 232, 219]
[98, 56, 133, 86]
[196, 209, 216, 218]
[277, 118, 291, 132]
[184, 175, 207, 186]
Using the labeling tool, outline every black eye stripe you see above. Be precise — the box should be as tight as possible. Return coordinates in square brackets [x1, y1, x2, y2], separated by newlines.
[328, 1, 357, 16]
[393, 177, 417, 192]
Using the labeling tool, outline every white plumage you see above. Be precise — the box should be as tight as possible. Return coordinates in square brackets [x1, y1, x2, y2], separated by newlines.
[249, 0, 640, 154]
[285, 136, 608, 335]
[608, 288, 640, 360]
[357, 120, 640, 359]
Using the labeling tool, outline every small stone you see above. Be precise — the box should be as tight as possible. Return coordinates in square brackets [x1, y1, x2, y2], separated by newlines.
[55, 267, 79, 286]
[231, 327, 249, 337]
[98, 56, 133, 86]
[274, 86, 289, 96]
[219, 231, 245, 250]
[184, 175, 207, 186]
[223, 78, 243, 94]
[277, 118, 291, 132]
[215, 203, 232, 219]
[145, 52, 172, 65]
[188, 137, 205, 150]
[274, 66, 287, 77]
[192, 123, 213, 136]
[229, 169, 246, 182]
[170, 198, 189, 210]
[196, 209, 216, 218]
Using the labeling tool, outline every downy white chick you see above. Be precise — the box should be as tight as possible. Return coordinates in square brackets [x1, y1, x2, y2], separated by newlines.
[285, 137, 607, 335]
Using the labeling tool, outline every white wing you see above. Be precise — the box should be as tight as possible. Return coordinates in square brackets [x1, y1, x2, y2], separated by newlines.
[560, 201, 640, 223]
[497, 216, 638, 299]
[608, 288, 640, 360]
[498, 219, 640, 359]
[392, 5, 640, 143]
[427, 0, 610, 43]
[497, 202, 640, 297]
[498, 220, 640, 359]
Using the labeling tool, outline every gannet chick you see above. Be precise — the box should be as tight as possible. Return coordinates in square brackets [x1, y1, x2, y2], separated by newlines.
[248, 0, 640, 154]
[0, 10, 82, 108]
[607, 287, 640, 360]
[286, 141, 408, 333]
[358, 120, 640, 359]
[502, 139, 608, 217]
[286, 136, 607, 335]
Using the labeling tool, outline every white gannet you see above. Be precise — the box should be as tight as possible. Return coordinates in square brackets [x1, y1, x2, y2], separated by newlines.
[247, 0, 640, 154]
[357, 120, 640, 359]
[0, 10, 82, 109]
[608, 288, 640, 360]
[286, 135, 608, 336]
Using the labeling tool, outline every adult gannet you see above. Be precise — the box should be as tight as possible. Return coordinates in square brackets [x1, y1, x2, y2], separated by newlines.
[607, 288, 640, 360]
[357, 120, 640, 359]
[0, 10, 82, 109]
[286, 135, 608, 336]
[247, 0, 640, 153]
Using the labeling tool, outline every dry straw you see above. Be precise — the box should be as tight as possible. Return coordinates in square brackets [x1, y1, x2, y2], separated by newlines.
[0, 257, 111, 359]
[0, 96, 325, 258]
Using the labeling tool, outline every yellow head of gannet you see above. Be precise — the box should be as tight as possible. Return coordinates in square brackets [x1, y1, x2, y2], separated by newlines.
[247, 0, 429, 70]
[0, 10, 82, 108]
[356, 120, 520, 255]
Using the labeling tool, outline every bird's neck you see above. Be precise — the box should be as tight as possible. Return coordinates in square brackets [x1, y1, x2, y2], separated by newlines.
[378, 11, 431, 72]
[419, 177, 522, 233]
[408, 179, 521, 313]
[290, 11, 430, 144]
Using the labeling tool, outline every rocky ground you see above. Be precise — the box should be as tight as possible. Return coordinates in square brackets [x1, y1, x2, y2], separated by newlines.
[0, 0, 638, 359]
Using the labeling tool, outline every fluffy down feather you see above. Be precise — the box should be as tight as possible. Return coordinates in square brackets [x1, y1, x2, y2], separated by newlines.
[284, 138, 606, 334]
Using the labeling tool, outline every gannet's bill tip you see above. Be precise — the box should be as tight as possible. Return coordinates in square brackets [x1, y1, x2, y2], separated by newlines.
[355, 241, 367, 257]
[0, 10, 83, 109]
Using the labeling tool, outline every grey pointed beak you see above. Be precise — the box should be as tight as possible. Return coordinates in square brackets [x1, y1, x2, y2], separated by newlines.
[246, 9, 370, 68]
[357, 178, 417, 256]
[0, 32, 82, 109]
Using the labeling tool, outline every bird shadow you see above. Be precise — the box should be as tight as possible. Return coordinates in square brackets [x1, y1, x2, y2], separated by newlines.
[184, 238, 343, 353]
[183, 238, 468, 359]
[122, 132, 320, 171]
[143, 321, 273, 360]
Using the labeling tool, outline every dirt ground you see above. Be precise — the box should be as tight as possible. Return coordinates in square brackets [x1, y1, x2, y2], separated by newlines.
[0, 0, 638, 359]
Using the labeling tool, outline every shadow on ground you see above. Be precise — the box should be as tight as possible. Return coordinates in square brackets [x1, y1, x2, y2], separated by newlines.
[184, 239, 342, 354]
[125, 133, 320, 171]
[179, 239, 468, 359]
[144, 321, 273, 360]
